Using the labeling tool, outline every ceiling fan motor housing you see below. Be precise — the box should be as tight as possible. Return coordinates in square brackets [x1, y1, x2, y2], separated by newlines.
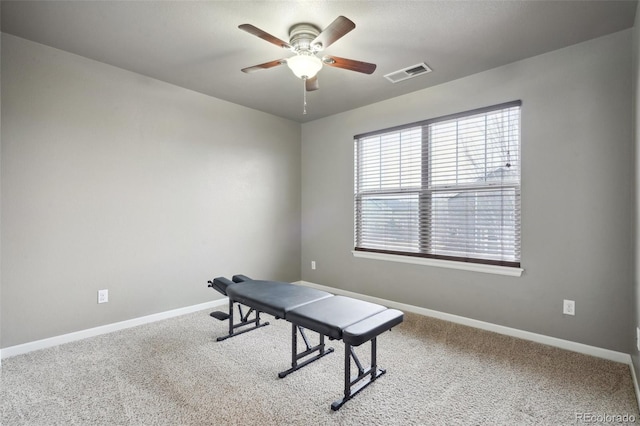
[289, 24, 321, 53]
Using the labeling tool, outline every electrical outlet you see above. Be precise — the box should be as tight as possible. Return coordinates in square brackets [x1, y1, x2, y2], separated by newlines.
[563, 299, 575, 316]
[98, 289, 109, 304]
[636, 327, 640, 352]
[311, 261, 316, 270]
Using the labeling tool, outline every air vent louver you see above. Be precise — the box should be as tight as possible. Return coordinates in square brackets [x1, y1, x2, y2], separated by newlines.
[384, 62, 432, 83]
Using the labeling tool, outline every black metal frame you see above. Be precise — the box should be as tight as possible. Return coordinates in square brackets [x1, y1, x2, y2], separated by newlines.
[216, 299, 269, 342]
[214, 299, 387, 411]
[278, 324, 334, 378]
[331, 338, 386, 411]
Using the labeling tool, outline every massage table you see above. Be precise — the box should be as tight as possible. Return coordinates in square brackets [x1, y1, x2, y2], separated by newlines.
[207, 275, 403, 410]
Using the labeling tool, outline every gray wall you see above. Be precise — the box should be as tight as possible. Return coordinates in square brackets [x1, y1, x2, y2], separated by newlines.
[301, 29, 634, 353]
[1, 34, 301, 348]
[1, 26, 636, 355]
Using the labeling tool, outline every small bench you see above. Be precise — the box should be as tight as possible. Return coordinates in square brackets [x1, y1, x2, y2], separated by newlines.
[207, 275, 403, 410]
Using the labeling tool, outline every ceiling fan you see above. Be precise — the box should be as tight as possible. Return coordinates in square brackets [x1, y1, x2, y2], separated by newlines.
[238, 16, 377, 94]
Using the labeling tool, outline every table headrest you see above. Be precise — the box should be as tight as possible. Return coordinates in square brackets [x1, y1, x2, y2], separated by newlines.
[208, 276, 234, 296]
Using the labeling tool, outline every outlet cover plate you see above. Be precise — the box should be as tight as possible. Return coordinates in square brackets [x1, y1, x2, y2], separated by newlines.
[563, 299, 575, 316]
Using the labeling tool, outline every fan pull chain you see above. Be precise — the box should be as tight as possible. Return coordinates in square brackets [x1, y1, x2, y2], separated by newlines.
[302, 77, 308, 115]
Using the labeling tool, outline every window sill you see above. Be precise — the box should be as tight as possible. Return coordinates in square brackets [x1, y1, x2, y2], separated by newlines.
[351, 250, 524, 277]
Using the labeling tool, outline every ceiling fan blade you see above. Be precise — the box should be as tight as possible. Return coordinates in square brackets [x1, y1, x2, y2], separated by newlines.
[305, 76, 319, 91]
[311, 16, 355, 50]
[241, 59, 286, 73]
[322, 56, 377, 74]
[239, 24, 291, 49]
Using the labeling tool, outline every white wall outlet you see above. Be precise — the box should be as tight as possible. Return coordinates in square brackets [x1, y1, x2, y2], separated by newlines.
[563, 299, 575, 316]
[98, 289, 109, 304]
[311, 260, 316, 270]
[636, 327, 640, 352]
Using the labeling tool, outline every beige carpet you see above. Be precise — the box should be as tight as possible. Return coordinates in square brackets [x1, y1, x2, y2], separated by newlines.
[1, 309, 638, 425]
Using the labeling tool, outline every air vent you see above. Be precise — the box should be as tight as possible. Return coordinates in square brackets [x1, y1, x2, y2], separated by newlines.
[384, 62, 432, 83]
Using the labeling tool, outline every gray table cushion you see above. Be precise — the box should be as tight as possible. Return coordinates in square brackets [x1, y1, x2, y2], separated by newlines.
[286, 296, 386, 339]
[226, 280, 333, 318]
[342, 309, 404, 346]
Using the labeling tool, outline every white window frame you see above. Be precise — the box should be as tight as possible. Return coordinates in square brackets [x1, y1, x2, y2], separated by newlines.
[353, 101, 523, 276]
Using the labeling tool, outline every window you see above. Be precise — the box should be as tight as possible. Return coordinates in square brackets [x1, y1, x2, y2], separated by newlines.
[354, 101, 521, 268]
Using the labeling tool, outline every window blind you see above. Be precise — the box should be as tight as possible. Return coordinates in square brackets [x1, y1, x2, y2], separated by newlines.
[354, 101, 521, 267]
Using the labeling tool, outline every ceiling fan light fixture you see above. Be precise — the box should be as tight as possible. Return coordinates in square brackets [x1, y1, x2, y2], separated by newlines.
[287, 54, 323, 79]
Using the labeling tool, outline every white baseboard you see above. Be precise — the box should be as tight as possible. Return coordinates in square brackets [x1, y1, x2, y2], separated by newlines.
[295, 280, 632, 365]
[1, 282, 632, 370]
[0, 298, 227, 359]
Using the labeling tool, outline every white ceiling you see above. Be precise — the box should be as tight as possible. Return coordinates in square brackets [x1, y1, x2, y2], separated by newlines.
[1, 1, 637, 123]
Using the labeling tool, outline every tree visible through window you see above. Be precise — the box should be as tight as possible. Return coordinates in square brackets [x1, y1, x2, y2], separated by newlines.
[354, 101, 521, 267]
